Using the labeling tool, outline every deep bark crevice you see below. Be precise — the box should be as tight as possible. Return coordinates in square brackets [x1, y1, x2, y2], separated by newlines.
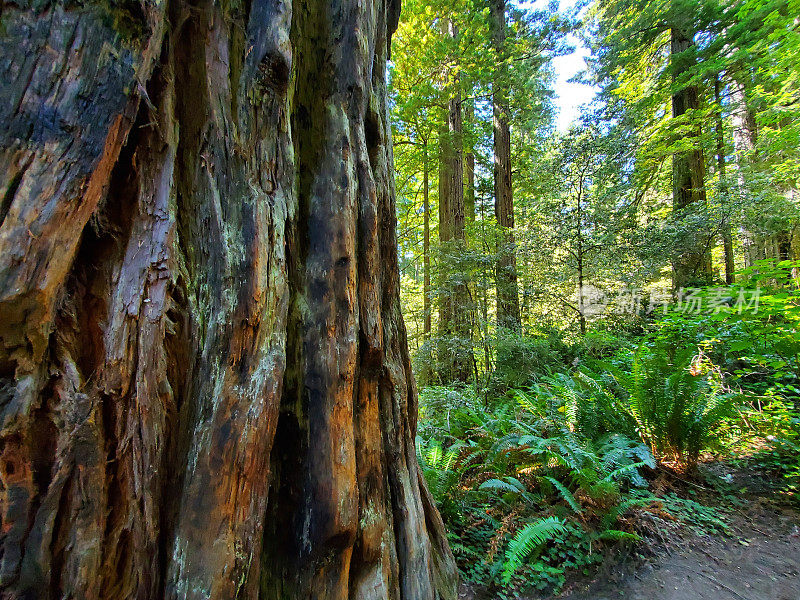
[46, 470, 73, 600]
[0, 168, 25, 231]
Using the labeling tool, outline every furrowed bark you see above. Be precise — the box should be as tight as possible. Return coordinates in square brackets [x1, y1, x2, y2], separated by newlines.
[0, 0, 458, 598]
[490, 0, 520, 331]
[436, 24, 471, 383]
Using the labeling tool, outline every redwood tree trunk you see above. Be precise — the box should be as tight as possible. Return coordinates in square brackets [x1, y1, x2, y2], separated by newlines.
[423, 140, 432, 338]
[491, 0, 521, 330]
[714, 76, 735, 284]
[437, 40, 471, 383]
[0, 1, 457, 599]
[670, 26, 712, 290]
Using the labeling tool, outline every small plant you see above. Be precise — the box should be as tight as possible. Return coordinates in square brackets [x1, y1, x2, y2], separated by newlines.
[417, 438, 465, 521]
[656, 492, 731, 535]
[493, 330, 568, 389]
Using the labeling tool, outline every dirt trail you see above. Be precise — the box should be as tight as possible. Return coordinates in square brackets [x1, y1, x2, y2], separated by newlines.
[561, 502, 800, 600]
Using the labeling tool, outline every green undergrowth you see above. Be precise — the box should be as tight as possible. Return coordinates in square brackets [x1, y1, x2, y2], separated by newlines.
[416, 267, 799, 597]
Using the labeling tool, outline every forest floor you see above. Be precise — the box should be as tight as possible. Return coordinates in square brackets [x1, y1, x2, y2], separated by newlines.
[559, 498, 800, 600]
[459, 462, 800, 600]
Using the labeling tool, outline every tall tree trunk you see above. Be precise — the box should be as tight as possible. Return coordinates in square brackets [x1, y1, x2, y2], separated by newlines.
[437, 23, 470, 382]
[437, 122, 453, 380]
[464, 100, 476, 224]
[491, 0, 521, 330]
[730, 78, 763, 267]
[715, 76, 736, 284]
[0, 1, 457, 599]
[731, 79, 758, 162]
[575, 183, 587, 336]
[418, 138, 434, 385]
[518, 203, 529, 330]
[423, 140, 432, 338]
[577, 249, 587, 336]
[670, 26, 712, 290]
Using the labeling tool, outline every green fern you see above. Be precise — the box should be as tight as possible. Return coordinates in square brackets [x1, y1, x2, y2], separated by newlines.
[601, 344, 738, 465]
[479, 477, 527, 495]
[502, 516, 567, 582]
[600, 494, 651, 530]
[593, 529, 641, 542]
[601, 461, 650, 485]
[543, 476, 582, 514]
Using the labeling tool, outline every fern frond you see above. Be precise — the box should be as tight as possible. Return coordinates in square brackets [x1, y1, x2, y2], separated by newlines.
[502, 516, 566, 583]
[601, 461, 649, 484]
[600, 495, 651, 530]
[593, 529, 641, 542]
[479, 477, 526, 495]
[544, 476, 582, 514]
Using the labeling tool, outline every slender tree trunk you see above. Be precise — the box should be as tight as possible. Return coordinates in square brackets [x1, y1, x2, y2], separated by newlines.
[577, 250, 587, 336]
[437, 123, 453, 380]
[715, 76, 736, 284]
[465, 100, 476, 224]
[0, 1, 457, 599]
[576, 185, 587, 336]
[731, 78, 762, 267]
[423, 139, 432, 338]
[478, 205, 492, 382]
[670, 26, 712, 290]
[449, 96, 466, 247]
[419, 138, 434, 385]
[491, 0, 521, 330]
[518, 204, 529, 330]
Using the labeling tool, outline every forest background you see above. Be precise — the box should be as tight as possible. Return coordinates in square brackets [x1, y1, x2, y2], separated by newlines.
[389, 0, 800, 595]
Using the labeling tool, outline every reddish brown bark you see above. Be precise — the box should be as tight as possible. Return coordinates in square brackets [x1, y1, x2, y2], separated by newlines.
[491, 0, 520, 331]
[0, 0, 457, 599]
[437, 25, 471, 383]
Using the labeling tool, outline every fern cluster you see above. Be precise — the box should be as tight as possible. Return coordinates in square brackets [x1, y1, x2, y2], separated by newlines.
[416, 384, 655, 596]
[601, 344, 739, 466]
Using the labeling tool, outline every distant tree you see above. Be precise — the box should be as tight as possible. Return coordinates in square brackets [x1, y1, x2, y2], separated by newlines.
[524, 120, 636, 334]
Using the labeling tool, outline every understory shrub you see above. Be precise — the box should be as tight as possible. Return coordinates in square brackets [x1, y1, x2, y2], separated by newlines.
[416, 383, 653, 596]
[416, 263, 800, 595]
[492, 329, 570, 389]
[600, 344, 739, 467]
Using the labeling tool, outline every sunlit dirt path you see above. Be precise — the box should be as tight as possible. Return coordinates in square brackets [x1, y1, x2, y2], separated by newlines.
[561, 501, 800, 600]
